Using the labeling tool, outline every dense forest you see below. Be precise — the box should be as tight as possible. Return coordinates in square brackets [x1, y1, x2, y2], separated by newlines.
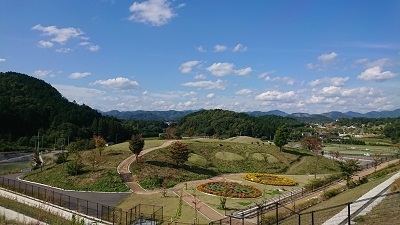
[175, 109, 306, 139]
[0, 72, 166, 151]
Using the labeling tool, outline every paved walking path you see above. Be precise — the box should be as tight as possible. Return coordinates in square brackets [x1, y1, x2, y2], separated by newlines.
[323, 170, 400, 225]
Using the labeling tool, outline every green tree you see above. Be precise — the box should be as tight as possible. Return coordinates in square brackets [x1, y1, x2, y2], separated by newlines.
[339, 159, 362, 187]
[273, 126, 289, 151]
[168, 141, 189, 166]
[129, 133, 145, 163]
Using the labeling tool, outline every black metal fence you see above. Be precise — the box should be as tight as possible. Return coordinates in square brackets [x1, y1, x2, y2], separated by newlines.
[0, 176, 163, 225]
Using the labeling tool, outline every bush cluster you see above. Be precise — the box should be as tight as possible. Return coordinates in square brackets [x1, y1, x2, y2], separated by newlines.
[243, 173, 297, 186]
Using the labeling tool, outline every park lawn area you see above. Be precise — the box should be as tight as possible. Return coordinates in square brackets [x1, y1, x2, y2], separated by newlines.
[22, 139, 169, 191]
[117, 190, 210, 224]
[132, 139, 341, 190]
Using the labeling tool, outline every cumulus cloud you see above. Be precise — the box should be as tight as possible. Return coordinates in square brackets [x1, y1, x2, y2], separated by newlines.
[235, 89, 252, 96]
[194, 74, 206, 79]
[92, 77, 140, 90]
[33, 70, 53, 77]
[32, 24, 99, 52]
[358, 66, 397, 81]
[255, 90, 296, 101]
[56, 48, 72, 53]
[38, 40, 54, 48]
[183, 91, 196, 97]
[318, 52, 338, 62]
[179, 60, 201, 74]
[196, 46, 206, 53]
[69, 72, 91, 79]
[129, 0, 182, 26]
[182, 79, 225, 90]
[88, 45, 100, 52]
[263, 76, 295, 85]
[207, 93, 215, 98]
[0, 58, 6, 62]
[32, 24, 84, 44]
[214, 44, 227, 52]
[232, 44, 247, 52]
[309, 76, 349, 87]
[206, 62, 252, 76]
[308, 52, 338, 70]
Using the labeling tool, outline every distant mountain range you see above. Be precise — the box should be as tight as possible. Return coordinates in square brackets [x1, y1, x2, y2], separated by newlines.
[102, 108, 400, 122]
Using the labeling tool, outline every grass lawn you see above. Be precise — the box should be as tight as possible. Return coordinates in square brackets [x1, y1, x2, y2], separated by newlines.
[131, 139, 341, 190]
[22, 139, 168, 192]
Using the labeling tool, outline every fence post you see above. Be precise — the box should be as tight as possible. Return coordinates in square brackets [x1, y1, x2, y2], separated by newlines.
[298, 214, 301, 225]
[347, 203, 351, 225]
[276, 202, 279, 225]
[311, 211, 314, 225]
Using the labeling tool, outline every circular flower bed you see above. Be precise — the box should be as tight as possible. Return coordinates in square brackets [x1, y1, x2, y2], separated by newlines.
[197, 182, 262, 198]
[243, 173, 297, 186]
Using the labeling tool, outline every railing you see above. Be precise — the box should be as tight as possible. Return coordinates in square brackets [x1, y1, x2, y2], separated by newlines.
[0, 176, 163, 225]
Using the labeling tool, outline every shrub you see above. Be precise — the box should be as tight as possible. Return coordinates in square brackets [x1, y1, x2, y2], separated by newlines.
[304, 174, 341, 191]
[55, 152, 69, 164]
[323, 187, 343, 200]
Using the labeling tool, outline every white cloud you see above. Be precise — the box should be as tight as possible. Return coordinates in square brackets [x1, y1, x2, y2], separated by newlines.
[129, 0, 179, 26]
[56, 48, 72, 53]
[206, 63, 234, 76]
[179, 60, 201, 74]
[255, 90, 296, 101]
[32, 24, 84, 44]
[33, 70, 53, 77]
[358, 66, 397, 81]
[92, 77, 140, 90]
[38, 40, 53, 48]
[232, 44, 247, 52]
[88, 45, 100, 52]
[318, 52, 338, 62]
[53, 84, 105, 107]
[69, 72, 91, 79]
[0, 58, 5, 62]
[207, 93, 215, 98]
[236, 67, 252, 76]
[321, 86, 342, 96]
[182, 79, 225, 90]
[264, 76, 295, 85]
[178, 100, 196, 107]
[183, 91, 196, 97]
[308, 52, 338, 70]
[214, 44, 227, 52]
[235, 89, 252, 96]
[206, 62, 252, 76]
[366, 58, 392, 68]
[196, 46, 206, 53]
[32, 24, 99, 52]
[194, 74, 206, 79]
[309, 76, 349, 87]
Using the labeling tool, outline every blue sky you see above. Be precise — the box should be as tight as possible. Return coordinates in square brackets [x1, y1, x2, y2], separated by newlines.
[1, 0, 399, 114]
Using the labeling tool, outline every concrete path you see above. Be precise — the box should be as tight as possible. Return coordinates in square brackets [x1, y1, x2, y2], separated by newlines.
[322, 170, 400, 225]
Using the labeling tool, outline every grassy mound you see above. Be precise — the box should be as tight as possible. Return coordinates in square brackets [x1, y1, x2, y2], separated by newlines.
[215, 151, 244, 160]
[132, 140, 341, 189]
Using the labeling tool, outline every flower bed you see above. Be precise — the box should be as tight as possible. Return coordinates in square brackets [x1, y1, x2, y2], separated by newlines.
[197, 182, 262, 198]
[243, 173, 297, 186]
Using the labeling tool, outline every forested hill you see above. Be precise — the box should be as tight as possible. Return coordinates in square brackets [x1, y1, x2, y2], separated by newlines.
[176, 109, 304, 138]
[0, 72, 102, 141]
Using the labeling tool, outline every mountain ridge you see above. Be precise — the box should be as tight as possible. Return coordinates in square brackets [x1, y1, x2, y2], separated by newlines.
[101, 108, 400, 121]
